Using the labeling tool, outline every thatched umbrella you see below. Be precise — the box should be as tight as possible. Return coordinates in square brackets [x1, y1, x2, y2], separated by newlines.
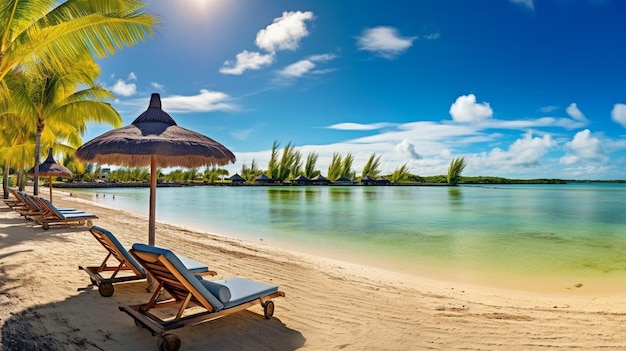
[75, 93, 236, 245]
[28, 148, 73, 202]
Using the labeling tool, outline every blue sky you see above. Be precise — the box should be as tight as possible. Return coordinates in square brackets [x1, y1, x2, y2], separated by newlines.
[88, 0, 626, 180]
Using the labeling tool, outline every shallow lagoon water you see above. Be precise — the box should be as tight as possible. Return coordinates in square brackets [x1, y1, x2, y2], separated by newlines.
[68, 184, 626, 292]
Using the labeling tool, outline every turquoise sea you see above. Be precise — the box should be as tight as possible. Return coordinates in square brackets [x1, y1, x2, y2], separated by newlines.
[67, 184, 626, 293]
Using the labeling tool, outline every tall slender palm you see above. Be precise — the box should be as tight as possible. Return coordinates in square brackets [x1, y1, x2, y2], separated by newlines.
[447, 157, 467, 185]
[0, 0, 157, 194]
[361, 153, 382, 179]
[0, 77, 37, 193]
[327, 153, 343, 181]
[304, 152, 319, 179]
[0, 0, 157, 84]
[6, 56, 122, 195]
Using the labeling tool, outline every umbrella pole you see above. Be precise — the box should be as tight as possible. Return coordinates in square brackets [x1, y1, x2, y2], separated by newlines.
[149, 155, 156, 246]
[49, 176, 53, 202]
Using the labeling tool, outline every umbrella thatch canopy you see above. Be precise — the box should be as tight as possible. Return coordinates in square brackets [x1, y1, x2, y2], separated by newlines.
[28, 148, 73, 202]
[75, 93, 236, 245]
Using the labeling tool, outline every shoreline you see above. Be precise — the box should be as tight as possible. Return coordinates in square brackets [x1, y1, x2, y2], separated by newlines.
[2, 189, 626, 349]
[63, 186, 626, 297]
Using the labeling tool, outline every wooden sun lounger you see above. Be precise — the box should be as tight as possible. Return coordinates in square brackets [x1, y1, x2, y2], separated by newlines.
[4, 188, 25, 208]
[5, 188, 33, 211]
[33, 196, 98, 230]
[79, 226, 216, 297]
[119, 243, 285, 351]
[17, 194, 78, 219]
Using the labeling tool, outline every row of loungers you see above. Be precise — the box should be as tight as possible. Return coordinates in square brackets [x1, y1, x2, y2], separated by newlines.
[5, 188, 98, 230]
[81, 226, 285, 351]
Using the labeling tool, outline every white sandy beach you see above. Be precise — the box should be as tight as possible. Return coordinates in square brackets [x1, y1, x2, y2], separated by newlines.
[1, 189, 626, 350]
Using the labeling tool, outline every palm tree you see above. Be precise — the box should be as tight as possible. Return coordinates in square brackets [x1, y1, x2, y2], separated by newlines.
[0, 0, 157, 194]
[62, 152, 85, 176]
[304, 152, 319, 179]
[340, 153, 354, 179]
[390, 163, 411, 184]
[6, 56, 122, 195]
[447, 157, 467, 185]
[0, 0, 157, 85]
[267, 140, 280, 179]
[361, 153, 382, 179]
[327, 153, 343, 181]
[0, 109, 36, 192]
[276, 142, 302, 181]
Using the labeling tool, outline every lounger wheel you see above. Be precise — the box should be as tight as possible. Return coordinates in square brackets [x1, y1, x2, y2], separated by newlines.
[158, 333, 181, 351]
[42, 222, 50, 230]
[98, 282, 114, 297]
[86, 219, 93, 227]
[263, 300, 275, 319]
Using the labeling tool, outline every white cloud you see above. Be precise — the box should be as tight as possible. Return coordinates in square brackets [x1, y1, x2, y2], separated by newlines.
[308, 54, 336, 62]
[221, 11, 315, 75]
[277, 54, 337, 78]
[127, 72, 137, 81]
[560, 129, 605, 164]
[510, 0, 534, 10]
[449, 94, 493, 122]
[611, 103, 626, 128]
[485, 131, 556, 167]
[159, 89, 237, 113]
[326, 122, 394, 131]
[278, 60, 315, 78]
[423, 33, 441, 40]
[220, 50, 275, 75]
[396, 139, 422, 160]
[255, 11, 315, 53]
[151, 82, 164, 90]
[231, 129, 253, 140]
[357, 26, 416, 59]
[540, 105, 559, 113]
[110, 79, 136, 97]
[565, 103, 588, 122]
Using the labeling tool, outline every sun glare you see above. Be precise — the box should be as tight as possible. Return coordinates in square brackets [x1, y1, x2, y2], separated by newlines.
[184, 0, 229, 15]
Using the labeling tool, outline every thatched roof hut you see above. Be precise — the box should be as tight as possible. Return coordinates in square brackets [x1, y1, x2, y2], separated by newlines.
[229, 173, 246, 185]
[254, 174, 274, 184]
[292, 175, 311, 185]
[310, 174, 330, 185]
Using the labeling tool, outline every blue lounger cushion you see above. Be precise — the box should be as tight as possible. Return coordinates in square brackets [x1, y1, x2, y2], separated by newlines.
[94, 226, 146, 276]
[215, 277, 279, 309]
[93, 227, 209, 275]
[132, 243, 225, 311]
[178, 255, 210, 274]
[198, 279, 231, 303]
[38, 197, 97, 219]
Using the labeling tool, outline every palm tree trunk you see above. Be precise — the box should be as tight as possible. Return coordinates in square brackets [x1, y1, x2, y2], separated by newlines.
[2, 162, 8, 199]
[33, 118, 43, 196]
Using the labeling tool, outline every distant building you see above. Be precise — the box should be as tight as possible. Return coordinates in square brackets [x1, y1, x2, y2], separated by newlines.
[229, 173, 246, 185]
[98, 168, 110, 180]
[361, 175, 376, 185]
[333, 176, 355, 185]
[376, 176, 391, 185]
[310, 174, 330, 185]
[254, 174, 275, 184]
[292, 175, 311, 185]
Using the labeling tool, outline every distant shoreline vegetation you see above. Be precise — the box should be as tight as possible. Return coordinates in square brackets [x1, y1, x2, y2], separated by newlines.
[51, 176, 625, 189]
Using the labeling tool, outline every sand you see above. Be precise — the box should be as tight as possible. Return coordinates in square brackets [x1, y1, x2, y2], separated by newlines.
[1, 190, 626, 350]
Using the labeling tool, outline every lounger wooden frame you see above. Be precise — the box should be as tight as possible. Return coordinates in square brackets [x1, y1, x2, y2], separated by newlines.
[80, 227, 217, 297]
[5, 188, 26, 208]
[31, 196, 97, 230]
[79, 227, 149, 297]
[119, 248, 285, 350]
